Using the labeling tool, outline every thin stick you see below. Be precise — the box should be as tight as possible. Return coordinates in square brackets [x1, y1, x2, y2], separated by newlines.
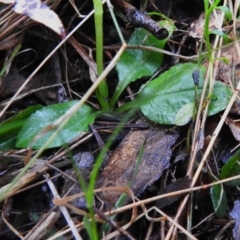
[44, 174, 82, 240]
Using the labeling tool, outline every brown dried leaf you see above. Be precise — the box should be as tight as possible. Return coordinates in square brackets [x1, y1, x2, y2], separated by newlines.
[0, 0, 65, 37]
[225, 116, 240, 142]
[96, 121, 179, 205]
[214, 45, 240, 85]
[189, 10, 222, 39]
[204, 43, 240, 115]
[216, 43, 240, 115]
[156, 176, 191, 209]
[1, 0, 14, 3]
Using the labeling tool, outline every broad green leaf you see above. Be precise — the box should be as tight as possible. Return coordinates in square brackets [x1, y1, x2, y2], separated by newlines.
[0, 105, 42, 150]
[210, 184, 227, 218]
[139, 63, 231, 125]
[0, 138, 17, 151]
[175, 102, 195, 126]
[220, 149, 240, 186]
[110, 20, 175, 108]
[16, 101, 96, 149]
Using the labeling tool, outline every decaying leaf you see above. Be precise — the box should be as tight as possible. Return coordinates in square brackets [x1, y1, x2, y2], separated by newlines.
[96, 119, 179, 206]
[225, 116, 240, 142]
[230, 200, 240, 240]
[213, 44, 240, 86]
[204, 43, 240, 115]
[215, 43, 240, 116]
[156, 176, 191, 209]
[1, 0, 14, 3]
[1, 0, 65, 37]
[189, 10, 222, 39]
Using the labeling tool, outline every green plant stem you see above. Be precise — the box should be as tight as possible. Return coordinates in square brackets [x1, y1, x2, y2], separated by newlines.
[203, 0, 221, 63]
[93, 0, 109, 111]
[85, 110, 135, 238]
[89, 1, 110, 235]
[0, 43, 22, 78]
[100, 134, 145, 235]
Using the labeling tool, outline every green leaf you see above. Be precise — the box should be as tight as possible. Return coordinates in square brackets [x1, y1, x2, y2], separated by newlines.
[217, 6, 232, 21]
[16, 101, 96, 149]
[0, 105, 42, 150]
[210, 30, 229, 42]
[175, 102, 195, 126]
[14, 212, 30, 227]
[110, 20, 175, 108]
[220, 149, 240, 186]
[83, 216, 94, 240]
[139, 63, 231, 125]
[29, 213, 40, 223]
[210, 184, 227, 218]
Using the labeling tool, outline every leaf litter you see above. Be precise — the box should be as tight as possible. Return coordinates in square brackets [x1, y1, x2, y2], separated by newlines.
[1, 0, 240, 239]
[96, 119, 179, 207]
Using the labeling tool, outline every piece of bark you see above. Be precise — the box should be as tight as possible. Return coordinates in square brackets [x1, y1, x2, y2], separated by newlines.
[96, 121, 179, 206]
[111, 0, 168, 40]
